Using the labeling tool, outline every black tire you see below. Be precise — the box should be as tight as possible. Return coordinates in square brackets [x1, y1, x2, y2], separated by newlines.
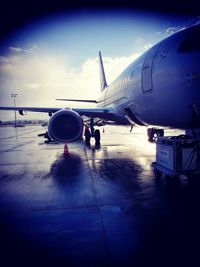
[156, 129, 164, 137]
[94, 129, 101, 148]
[94, 129, 101, 142]
[85, 128, 91, 146]
[160, 129, 164, 137]
[44, 132, 51, 141]
[147, 128, 154, 142]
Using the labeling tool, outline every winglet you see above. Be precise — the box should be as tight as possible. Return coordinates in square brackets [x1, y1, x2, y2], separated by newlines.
[99, 51, 107, 92]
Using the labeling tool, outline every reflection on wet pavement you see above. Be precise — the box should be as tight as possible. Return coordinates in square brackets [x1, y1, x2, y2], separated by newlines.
[0, 125, 199, 267]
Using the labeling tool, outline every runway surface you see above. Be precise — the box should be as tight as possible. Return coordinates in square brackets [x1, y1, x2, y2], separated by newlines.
[0, 125, 200, 267]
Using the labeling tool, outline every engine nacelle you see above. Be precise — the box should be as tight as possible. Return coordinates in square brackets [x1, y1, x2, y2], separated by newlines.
[48, 109, 83, 143]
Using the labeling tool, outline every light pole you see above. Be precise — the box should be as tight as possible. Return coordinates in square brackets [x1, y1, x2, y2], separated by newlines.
[11, 93, 17, 127]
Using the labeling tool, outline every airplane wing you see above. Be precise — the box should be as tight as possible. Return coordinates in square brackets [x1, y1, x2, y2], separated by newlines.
[56, 98, 97, 103]
[0, 106, 117, 121]
[0, 106, 60, 114]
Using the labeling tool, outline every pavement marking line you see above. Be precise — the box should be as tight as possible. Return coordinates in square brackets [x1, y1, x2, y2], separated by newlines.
[84, 145, 113, 265]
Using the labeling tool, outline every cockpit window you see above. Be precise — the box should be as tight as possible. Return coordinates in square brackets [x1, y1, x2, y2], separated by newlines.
[178, 28, 200, 52]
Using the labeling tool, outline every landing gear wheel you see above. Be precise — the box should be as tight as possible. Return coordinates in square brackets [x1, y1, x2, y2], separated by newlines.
[85, 128, 91, 147]
[157, 129, 164, 137]
[94, 129, 101, 148]
[44, 131, 52, 143]
[147, 128, 154, 142]
[147, 128, 164, 142]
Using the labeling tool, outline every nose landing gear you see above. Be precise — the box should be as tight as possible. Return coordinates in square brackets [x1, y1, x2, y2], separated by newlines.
[84, 118, 101, 148]
[84, 127, 91, 147]
[94, 129, 101, 148]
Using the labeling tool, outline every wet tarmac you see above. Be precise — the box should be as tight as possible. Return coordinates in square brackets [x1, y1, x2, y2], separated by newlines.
[0, 125, 200, 267]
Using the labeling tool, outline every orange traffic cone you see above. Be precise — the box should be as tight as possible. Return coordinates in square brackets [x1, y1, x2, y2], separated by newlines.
[63, 144, 69, 156]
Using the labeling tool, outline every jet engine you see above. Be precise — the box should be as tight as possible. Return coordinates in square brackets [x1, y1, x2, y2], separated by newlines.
[48, 109, 84, 143]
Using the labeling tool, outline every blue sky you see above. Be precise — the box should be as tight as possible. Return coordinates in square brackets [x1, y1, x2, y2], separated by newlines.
[3, 10, 193, 64]
[0, 9, 198, 120]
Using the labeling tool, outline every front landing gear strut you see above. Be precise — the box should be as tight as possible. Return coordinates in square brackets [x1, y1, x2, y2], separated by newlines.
[94, 129, 101, 148]
[84, 118, 101, 148]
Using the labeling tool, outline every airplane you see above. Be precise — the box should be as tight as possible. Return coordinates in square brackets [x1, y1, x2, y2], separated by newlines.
[0, 24, 200, 146]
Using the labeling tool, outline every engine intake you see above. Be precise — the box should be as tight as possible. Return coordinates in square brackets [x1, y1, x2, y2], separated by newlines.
[48, 109, 83, 143]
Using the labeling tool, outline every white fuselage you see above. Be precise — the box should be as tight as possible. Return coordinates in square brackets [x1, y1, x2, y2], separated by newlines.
[97, 24, 200, 129]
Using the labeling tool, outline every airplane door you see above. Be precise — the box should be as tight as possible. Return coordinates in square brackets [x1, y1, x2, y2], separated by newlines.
[142, 47, 158, 92]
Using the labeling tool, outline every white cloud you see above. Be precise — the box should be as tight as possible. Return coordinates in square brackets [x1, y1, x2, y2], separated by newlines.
[0, 56, 10, 64]
[135, 37, 145, 44]
[157, 17, 200, 40]
[186, 16, 200, 27]
[157, 26, 186, 39]
[165, 27, 181, 35]
[0, 47, 141, 120]
[144, 43, 152, 50]
[9, 47, 23, 53]
[133, 37, 153, 52]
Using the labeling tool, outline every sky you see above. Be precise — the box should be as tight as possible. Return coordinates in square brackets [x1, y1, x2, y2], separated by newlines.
[0, 9, 199, 121]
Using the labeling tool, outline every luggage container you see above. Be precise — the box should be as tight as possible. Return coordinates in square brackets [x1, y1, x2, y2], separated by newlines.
[152, 135, 200, 178]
